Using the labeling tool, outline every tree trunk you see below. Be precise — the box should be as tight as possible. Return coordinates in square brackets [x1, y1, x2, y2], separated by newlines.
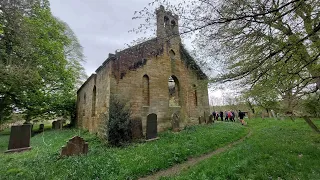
[303, 116, 320, 133]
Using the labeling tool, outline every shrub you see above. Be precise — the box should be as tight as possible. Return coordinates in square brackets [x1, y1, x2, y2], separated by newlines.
[107, 96, 132, 146]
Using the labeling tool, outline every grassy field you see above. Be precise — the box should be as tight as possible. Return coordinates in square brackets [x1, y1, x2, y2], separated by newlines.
[0, 122, 247, 179]
[165, 118, 320, 180]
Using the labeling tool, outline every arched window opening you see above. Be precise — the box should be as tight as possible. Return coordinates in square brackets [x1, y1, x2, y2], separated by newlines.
[168, 76, 180, 106]
[84, 93, 86, 104]
[143, 75, 150, 106]
[92, 86, 96, 117]
[171, 20, 176, 29]
[169, 49, 175, 60]
[164, 16, 169, 27]
[193, 84, 198, 106]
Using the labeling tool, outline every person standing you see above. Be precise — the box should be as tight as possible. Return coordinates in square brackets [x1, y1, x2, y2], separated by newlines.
[238, 110, 246, 125]
[231, 111, 235, 122]
[220, 111, 223, 121]
[225, 111, 228, 121]
[212, 111, 216, 121]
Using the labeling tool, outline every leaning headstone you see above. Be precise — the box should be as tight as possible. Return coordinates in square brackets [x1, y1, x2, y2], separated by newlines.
[171, 112, 180, 132]
[208, 115, 213, 124]
[39, 124, 44, 132]
[146, 113, 157, 140]
[131, 118, 143, 139]
[6, 124, 32, 153]
[61, 136, 88, 156]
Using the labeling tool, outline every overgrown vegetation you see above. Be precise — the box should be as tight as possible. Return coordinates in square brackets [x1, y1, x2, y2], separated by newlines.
[0, 122, 247, 179]
[165, 118, 320, 180]
[107, 96, 132, 146]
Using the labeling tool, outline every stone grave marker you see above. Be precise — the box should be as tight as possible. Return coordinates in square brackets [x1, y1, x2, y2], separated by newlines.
[131, 118, 143, 139]
[61, 136, 88, 156]
[39, 124, 44, 131]
[52, 120, 62, 130]
[6, 124, 32, 153]
[146, 113, 157, 140]
[171, 112, 180, 132]
[52, 121, 56, 129]
[208, 115, 213, 124]
[198, 116, 202, 124]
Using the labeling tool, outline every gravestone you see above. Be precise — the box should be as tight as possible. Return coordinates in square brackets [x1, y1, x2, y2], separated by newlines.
[171, 112, 180, 132]
[131, 118, 143, 139]
[146, 113, 157, 140]
[208, 115, 213, 124]
[6, 124, 32, 153]
[61, 136, 88, 156]
[52, 121, 56, 129]
[57, 120, 63, 129]
[198, 116, 202, 124]
[271, 110, 277, 120]
[52, 120, 62, 130]
[39, 124, 44, 132]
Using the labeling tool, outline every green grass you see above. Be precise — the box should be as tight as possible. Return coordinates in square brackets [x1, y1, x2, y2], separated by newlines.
[0, 122, 247, 179]
[0, 123, 52, 136]
[165, 118, 320, 180]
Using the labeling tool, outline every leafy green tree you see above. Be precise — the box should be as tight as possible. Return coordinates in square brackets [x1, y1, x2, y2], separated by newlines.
[0, 0, 85, 124]
[135, 0, 320, 92]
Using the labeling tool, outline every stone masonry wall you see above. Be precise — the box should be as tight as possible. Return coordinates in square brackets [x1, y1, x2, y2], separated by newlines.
[109, 40, 209, 134]
[76, 6, 209, 136]
[77, 62, 111, 135]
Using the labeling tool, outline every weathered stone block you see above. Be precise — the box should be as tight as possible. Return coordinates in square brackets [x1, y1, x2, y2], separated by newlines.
[52, 120, 62, 130]
[39, 124, 44, 131]
[6, 124, 32, 153]
[171, 112, 180, 132]
[146, 113, 157, 140]
[131, 118, 143, 139]
[61, 136, 88, 156]
[208, 115, 213, 124]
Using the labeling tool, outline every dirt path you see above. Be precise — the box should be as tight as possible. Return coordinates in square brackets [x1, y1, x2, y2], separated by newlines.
[139, 128, 252, 180]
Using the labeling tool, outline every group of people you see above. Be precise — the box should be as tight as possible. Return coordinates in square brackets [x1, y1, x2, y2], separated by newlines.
[212, 110, 246, 125]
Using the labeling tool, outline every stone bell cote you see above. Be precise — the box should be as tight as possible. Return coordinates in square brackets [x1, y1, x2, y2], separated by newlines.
[156, 5, 180, 41]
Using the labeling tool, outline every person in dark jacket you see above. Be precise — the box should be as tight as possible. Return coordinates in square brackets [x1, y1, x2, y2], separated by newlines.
[238, 110, 246, 125]
[231, 111, 235, 122]
[220, 111, 223, 121]
[212, 111, 216, 119]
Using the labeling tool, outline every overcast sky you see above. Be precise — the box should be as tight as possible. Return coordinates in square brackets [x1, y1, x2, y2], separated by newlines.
[49, 0, 228, 104]
[50, 0, 155, 75]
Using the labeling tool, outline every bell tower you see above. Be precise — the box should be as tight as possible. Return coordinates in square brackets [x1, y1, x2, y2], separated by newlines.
[156, 5, 180, 42]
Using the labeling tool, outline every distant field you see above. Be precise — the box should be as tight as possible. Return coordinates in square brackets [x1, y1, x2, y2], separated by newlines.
[0, 122, 247, 179]
[166, 118, 320, 180]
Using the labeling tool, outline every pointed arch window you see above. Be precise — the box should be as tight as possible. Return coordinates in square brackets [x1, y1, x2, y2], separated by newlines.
[193, 84, 198, 106]
[92, 86, 96, 117]
[143, 75, 150, 106]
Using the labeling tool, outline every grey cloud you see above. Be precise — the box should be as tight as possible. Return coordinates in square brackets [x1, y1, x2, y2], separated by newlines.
[50, 0, 152, 75]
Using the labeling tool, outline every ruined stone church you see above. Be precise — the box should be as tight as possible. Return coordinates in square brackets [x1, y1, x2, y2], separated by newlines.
[76, 6, 209, 137]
